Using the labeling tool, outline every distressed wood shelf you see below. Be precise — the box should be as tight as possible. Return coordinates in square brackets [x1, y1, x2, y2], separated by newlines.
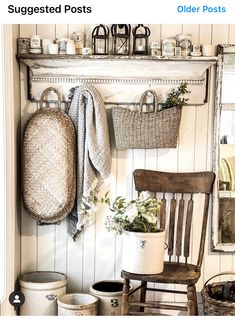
[17, 53, 218, 61]
[17, 54, 218, 104]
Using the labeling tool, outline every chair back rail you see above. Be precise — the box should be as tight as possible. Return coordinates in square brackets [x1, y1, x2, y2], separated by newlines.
[134, 169, 215, 269]
[184, 195, 193, 263]
[175, 195, 184, 261]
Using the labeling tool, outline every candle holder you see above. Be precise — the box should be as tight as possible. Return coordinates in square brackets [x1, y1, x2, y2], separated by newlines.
[111, 24, 131, 55]
[92, 24, 109, 55]
[132, 24, 151, 55]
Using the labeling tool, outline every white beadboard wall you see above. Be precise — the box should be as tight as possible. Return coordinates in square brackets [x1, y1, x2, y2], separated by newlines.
[19, 25, 235, 301]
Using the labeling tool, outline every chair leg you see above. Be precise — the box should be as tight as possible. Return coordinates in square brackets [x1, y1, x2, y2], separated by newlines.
[187, 284, 198, 316]
[139, 281, 147, 312]
[121, 279, 130, 315]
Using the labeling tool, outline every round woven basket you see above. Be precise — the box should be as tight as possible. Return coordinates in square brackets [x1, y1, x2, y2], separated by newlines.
[201, 272, 235, 316]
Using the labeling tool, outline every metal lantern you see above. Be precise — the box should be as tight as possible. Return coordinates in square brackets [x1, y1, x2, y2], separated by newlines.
[92, 24, 109, 55]
[111, 24, 131, 55]
[132, 24, 151, 55]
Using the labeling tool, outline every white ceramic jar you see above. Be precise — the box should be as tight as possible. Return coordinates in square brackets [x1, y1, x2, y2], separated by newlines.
[30, 35, 41, 49]
[162, 38, 176, 56]
[58, 293, 98, 316]
[48, 43, 59, 54]
[202, 44, 217, 56]
[82, 47, 92, 56]
[66, 40, 76, 54]
[122, 230, 165, 274]
[90, 280, 131, 316]
[42, 39, 53, 54]
[20, 271, 67, 315]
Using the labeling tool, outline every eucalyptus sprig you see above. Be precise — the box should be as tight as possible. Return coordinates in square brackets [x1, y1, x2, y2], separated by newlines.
[161, 82, 190, 110]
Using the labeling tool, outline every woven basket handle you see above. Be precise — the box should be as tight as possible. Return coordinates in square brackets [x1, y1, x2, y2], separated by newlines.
[139, 90, 158, 114]
[39, 87, 62, 109]
[204, 272, 235, 288]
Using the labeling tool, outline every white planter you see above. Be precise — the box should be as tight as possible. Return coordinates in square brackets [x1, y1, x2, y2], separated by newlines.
[20, 271, 67, 315]
[57, 293, 98, 316]
[122, 230, 165, 274]
[90, 280, 131, 315]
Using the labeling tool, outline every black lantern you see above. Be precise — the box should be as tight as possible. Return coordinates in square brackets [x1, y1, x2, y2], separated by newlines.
[111, 24, 131, 55]
[92, 24, 109, 55]
[132, 24, 151, 55]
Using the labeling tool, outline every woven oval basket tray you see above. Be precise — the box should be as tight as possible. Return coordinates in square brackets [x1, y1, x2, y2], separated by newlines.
[22, 89, 76, 224]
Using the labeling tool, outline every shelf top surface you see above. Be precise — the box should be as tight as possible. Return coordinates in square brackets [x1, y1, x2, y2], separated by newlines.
[17, 53, 218, 62]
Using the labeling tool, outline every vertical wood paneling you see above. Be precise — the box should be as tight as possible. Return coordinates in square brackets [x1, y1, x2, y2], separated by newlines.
[212, 25, 229, 44]
[68, 25, 85, 39]
[20, 24, 38, 274]
[35, 24, 57, 272]
[220, 254, 233, 281]
[37, 225, 55, 271]
[161, 24, 183, 39]
[229, 25, 235, 44]
[54, 23, 69, 276]
[19, 25, 37, 38]
[93, 149, 117, 281]
[36, 24, 56, 39]
[94, 152, 116, 283]
[84, 24, 96, 48]
[149, 24, 161, 43]
[67, 235, 83, 292]
[182, 24, 200, 43]
[54, 220, 67, 274]
[178, 107, 196, 172]
[115, 150, 133, 279]
[12, 24, 21, 282]
[55, 25, 68, 38]
[19, 25, 235, 305]
[199, 25, 212, 44]
[82, 216, 96, 291]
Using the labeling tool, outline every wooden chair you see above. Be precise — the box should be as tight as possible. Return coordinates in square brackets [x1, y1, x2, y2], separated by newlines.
[121, 169, 215, 316]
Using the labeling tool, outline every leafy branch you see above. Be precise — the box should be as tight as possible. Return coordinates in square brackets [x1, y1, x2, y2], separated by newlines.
[161, 82, 190, 110]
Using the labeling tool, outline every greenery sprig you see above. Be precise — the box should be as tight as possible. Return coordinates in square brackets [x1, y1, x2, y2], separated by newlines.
[161, 82, 190, 110]
[79, 192, 162, 234]
[105, 193, 161, 234]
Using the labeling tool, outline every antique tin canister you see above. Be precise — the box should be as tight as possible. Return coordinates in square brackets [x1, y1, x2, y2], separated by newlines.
[17, 38, 30, 54]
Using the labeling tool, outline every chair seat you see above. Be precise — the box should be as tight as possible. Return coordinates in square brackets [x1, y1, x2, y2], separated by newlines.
[121, 262, 200, 285]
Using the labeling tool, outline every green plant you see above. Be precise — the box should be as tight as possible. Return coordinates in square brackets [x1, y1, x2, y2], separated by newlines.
[79, 192, 161, 234]
[105, 192, 161, 234]
[161, 82, 190, 110]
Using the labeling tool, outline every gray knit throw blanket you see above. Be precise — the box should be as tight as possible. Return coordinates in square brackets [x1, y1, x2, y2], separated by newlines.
[68, 84, 111, 239]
